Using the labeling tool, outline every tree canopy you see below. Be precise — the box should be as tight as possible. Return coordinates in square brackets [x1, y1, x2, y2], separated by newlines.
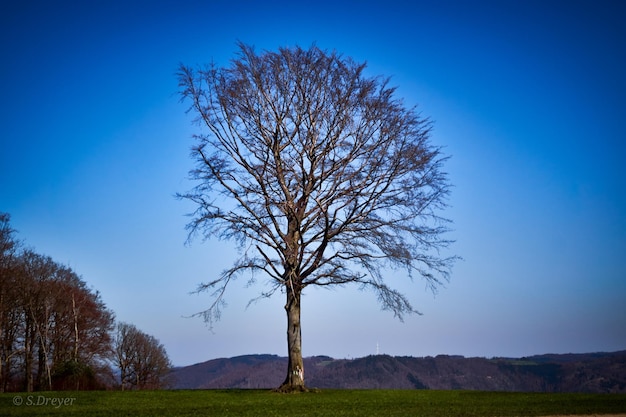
[178, 43, 457, 390]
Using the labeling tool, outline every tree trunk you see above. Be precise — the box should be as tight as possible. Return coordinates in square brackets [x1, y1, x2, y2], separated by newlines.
[72, 293, 79, 361]
[24, 321, 33, 392]
[277, 285, 306, 392]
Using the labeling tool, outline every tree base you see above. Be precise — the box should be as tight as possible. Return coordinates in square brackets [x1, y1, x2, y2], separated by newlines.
[272, 384, 309, 393]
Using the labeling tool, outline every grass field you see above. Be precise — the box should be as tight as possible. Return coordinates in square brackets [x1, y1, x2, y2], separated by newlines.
[1, 389, 625, 416]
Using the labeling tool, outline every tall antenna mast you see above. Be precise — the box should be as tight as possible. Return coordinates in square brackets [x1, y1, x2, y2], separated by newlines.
[376, 341, 379, 355]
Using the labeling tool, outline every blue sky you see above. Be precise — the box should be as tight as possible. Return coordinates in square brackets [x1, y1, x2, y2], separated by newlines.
[1, 0, 625, 366]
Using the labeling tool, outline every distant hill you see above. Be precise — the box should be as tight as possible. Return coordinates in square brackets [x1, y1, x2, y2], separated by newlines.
[169, 351, 626, 393]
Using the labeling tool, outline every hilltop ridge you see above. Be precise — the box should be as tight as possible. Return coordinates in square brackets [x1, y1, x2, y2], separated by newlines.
[170, 350, 626, 392]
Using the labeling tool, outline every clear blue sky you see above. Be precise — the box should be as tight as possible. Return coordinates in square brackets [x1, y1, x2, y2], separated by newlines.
[1, 0, 624, 366]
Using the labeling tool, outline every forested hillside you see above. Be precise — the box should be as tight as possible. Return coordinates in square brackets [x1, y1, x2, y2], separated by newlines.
[170, 351, 626, 393]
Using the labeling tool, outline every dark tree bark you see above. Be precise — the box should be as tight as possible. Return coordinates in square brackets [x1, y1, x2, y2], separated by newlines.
[178, 43, 457, 391]
[0, 213, 20, 392]
[23, 319, 34, 392]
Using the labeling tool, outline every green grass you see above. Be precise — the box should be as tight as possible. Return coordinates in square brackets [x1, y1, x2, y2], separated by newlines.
[1, 389, 625, 416]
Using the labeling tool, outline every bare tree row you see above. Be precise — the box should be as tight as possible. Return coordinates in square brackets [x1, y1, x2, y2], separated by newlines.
[0, 213, 171, 392]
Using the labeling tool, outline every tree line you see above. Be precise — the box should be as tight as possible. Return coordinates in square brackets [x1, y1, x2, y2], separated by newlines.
[0, 213, 171, 392]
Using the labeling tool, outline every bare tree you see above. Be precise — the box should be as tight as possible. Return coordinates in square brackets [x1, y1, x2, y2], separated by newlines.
[178, 43, 457, 391]
[114, 322, 171, 390]
[50, 266, 115, 390]
[114, 322, 136, 391]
